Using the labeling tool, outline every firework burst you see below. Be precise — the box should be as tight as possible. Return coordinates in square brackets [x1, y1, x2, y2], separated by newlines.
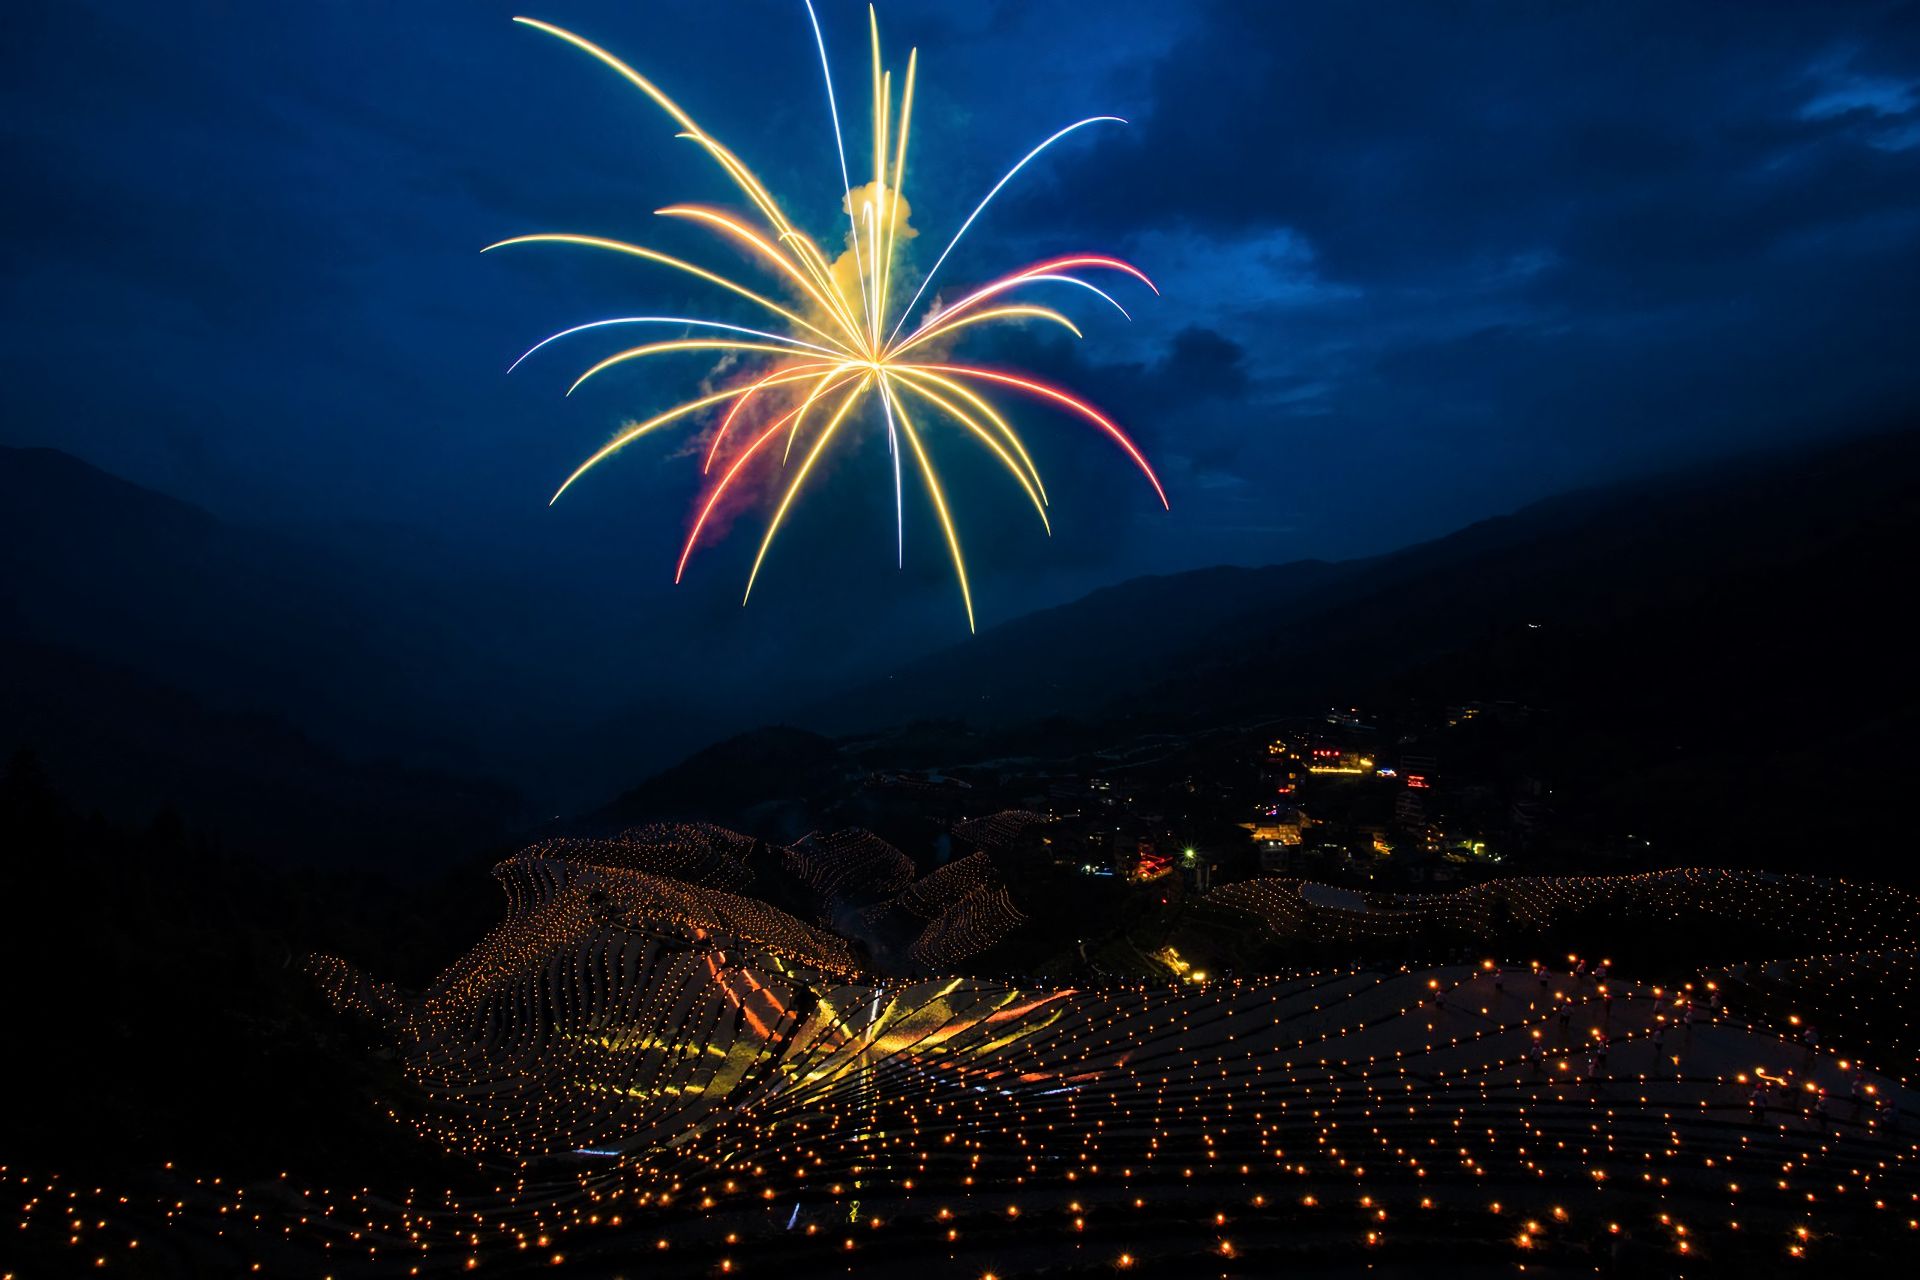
[491, 3, 1167, 632]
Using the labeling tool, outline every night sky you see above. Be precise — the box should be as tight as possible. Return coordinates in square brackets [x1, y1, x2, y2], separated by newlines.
[6, 0, 1920, 716]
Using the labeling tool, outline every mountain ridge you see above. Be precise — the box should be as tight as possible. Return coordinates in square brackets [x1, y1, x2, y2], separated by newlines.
[816, 426, 1920, 734]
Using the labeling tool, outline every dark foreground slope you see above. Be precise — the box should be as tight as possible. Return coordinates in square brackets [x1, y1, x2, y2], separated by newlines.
[0, 753, 506, 1179]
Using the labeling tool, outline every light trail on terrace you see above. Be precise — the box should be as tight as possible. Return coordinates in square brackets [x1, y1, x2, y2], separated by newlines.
[489, 4, 1167, 632]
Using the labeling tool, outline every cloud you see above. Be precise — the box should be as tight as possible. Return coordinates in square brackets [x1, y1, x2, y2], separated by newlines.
[966, 0, 1920, 557]
[4, 0, 1919, 638]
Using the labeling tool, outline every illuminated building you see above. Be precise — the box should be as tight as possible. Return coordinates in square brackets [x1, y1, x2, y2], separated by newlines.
[1307, 745, 1375, 776]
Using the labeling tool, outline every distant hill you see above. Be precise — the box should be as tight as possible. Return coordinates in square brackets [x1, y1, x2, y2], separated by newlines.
[0, 630, 518, 867]
[0, 445, 745, 836]
[594, 725, 860, 843]
[0, 446, 500, 766]
[778, 428, 1920, 881]
[14, 428, 1919, 876]
[828, 428, 1920, 734]
[822, 559, 1358, 730]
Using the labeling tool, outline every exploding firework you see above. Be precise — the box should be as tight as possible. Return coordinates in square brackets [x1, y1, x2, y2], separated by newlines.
[491, 3, 1167, 631]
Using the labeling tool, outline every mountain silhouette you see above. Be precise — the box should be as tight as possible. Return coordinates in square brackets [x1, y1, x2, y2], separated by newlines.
[828, 428, 1920, 736]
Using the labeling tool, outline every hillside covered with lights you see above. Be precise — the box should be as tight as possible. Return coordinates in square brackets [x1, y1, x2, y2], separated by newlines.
[15, 820, 1920, 1276]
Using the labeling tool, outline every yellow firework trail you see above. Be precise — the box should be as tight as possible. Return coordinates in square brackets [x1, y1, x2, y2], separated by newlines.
[494, 4, 1167, 632]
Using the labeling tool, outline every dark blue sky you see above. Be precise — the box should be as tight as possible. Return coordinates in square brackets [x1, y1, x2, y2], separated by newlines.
[6, 0, 1920, 661]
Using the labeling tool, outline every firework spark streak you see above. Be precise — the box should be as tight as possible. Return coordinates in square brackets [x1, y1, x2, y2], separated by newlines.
[490, 4, 1167, 632]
